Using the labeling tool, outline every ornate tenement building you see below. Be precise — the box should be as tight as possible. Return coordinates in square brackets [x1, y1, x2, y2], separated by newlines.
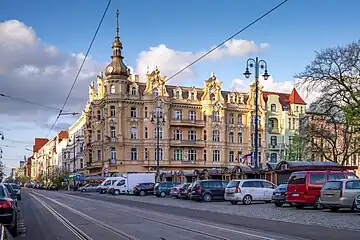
[83, 13, 267, 176]
[263, 89, 306, 163]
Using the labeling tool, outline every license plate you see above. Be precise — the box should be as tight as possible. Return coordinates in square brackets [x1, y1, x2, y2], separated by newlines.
[292, 193, 299, 197]
[275, 193, 281, 196]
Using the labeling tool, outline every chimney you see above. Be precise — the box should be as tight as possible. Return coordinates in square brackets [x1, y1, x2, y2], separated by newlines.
[135, 75, 139, 83]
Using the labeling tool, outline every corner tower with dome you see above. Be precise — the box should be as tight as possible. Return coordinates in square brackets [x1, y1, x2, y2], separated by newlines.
[82, 10, 306, 180]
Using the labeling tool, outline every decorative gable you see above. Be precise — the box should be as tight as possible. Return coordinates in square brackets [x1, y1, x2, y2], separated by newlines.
[143, 66, 169, 97]
[173, 86, 183, 99]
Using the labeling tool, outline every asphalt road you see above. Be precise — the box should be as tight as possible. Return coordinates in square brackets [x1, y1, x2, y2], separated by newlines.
[63, 189, 360, 240]
[19, 188, 315, 240]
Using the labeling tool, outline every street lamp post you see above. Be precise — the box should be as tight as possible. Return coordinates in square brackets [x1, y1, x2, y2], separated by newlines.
[151, 99, 165, 182]
[243, 57, 270, 169]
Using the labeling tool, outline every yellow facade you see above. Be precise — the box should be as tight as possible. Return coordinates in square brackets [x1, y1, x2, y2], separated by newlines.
[83, 13, 268, 175]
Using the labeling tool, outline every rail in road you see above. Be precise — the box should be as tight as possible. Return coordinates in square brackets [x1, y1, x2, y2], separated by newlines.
[28, 190, 302, 240]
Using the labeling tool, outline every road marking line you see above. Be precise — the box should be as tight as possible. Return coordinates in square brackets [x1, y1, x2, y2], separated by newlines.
[31, 192, 139, 240]
[44, 191, 280, 240]
[29, 193, 92, 240]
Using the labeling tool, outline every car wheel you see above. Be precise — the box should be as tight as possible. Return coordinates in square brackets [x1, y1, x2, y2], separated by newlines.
[203, 194, 212, 202]
[313, 197, 323, 210]
[230, 201, 238, 205]
[160, 191, 166, 197]
[114, 190, 120, 195]
[242, 195, 252, 205]
[140, 191, 146, 196]
[274, 202, 283, 207]
[81, 189, 86, 192]
[18, 195, 21, 201]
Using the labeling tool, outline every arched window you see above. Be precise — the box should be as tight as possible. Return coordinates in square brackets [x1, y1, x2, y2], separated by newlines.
[130, 148, 137, 161]
[110, 85, 116, 94]
[271, 104, 276, 112]
[152, 88, 159, 96]
[210, 93, 216, 101]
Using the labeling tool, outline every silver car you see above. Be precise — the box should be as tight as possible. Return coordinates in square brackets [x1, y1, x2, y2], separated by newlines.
[320, 179, 360, 211]
[79, 183, 99, 192]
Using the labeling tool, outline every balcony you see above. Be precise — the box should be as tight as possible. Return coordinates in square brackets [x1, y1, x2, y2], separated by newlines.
[268, 127, 280, 134]
[268, 143, 286, 150]
[170, 139, 206, 147]
[169, 119, 206, 127]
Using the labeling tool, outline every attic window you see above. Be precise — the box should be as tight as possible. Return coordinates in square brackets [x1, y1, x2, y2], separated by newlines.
[229, 95, 234, 103]
[210, 93, 216, 101]
[153, 88, 159, 96]
[131, 86, 137, 95]
[271, 104, 276, 112]
[190, 92, 195, 100]
[175, 90, 180, 99]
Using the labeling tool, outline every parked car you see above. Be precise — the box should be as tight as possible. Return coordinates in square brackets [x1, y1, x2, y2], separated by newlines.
[154, 182, 179, 197]
[3, 184, 17, 207]
[272, 184, 291, 207]
[170, 183, 191, 198]
[9, 184, 21, 201]
[0, 184, 18, 236]
[286, 170, 357, 209]
[133, 183, 155, 196]
[190, 180, 228, 202]
[225, 179, 276, 205]
[320, 179, 360, 211]
[48, 184, 58, 191]
[79, 183, 99, 192]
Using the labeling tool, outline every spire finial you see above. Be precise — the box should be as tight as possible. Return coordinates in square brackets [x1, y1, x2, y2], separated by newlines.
[116, 8, 119, 39]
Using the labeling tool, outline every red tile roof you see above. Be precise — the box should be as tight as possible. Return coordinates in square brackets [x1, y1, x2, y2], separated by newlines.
[263, 88, 306, 105]
[32, 138, 49, 152]
[288, 88, 306, 105]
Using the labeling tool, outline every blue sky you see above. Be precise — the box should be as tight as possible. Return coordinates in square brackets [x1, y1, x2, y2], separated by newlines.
[1, 0, 359, 173]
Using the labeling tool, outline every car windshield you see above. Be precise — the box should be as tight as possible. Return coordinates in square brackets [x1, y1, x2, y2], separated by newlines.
[276, 184, 287, 191]
[4, 184, 13, 193]
[10, 184, 19, 190]
[227, 181, 239, 188]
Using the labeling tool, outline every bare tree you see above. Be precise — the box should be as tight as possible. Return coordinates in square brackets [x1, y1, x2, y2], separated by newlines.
[295, 40, 360, 130]
[300, 111, 359, 165]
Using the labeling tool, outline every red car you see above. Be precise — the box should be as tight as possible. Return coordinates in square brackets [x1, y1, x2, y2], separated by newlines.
[286, 170, 358, 209]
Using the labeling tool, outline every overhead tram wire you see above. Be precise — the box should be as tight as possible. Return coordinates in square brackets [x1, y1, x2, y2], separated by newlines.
[0, 93, 62, 111]
[162, 0, 290, 85]
[45, 0, 113, 138]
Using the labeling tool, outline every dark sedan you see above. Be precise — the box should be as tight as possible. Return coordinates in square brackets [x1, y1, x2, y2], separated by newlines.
[272, 183, 291, 207]
[9, 184, 20, 201]
[0, 184, 18, 236]
[3, 184, 18, 207]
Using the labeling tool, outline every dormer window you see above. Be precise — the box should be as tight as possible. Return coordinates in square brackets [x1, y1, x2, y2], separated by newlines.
[175, 90, 180, 99]
[110, 85, 116, 94]
[153, 88, 159, 96]
[229, 95, 234, 103]
[191, 92, 195, 100]
[271, 104, 276, 112]
[131, 86, 137, 95]
[210, 93, 216, 101]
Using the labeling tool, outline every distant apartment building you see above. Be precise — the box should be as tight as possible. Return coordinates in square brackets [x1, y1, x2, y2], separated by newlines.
[263, 89, 306, 163]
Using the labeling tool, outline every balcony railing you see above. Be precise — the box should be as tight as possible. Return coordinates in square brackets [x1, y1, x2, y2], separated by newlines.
[169, 139, 206, 147]
[268, 143, 286, 149]
[268, 127, 280, 134]
[169, 119, 206, 127]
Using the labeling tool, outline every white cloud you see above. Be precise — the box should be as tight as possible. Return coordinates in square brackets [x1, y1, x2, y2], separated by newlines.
[0, 20, 103, 127]
[230, 76, 320, 106]
[136, 39, 268, 83]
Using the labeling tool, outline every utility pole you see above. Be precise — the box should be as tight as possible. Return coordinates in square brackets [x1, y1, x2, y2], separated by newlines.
[151, 99, 165, 182]
[243, 57, 270, 170]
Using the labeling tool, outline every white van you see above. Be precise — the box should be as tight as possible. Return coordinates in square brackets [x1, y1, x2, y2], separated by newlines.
[110, 173, 155, 195]
[97, 177, 123, 194]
